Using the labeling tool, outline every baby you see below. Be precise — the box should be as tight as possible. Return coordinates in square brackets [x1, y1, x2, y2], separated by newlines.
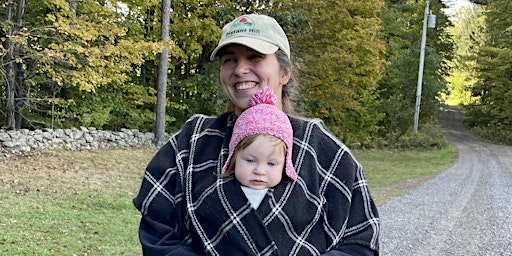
[221, 87, 297, 208]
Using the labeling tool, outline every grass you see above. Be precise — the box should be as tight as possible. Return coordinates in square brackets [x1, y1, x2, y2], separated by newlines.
[353, 146, 458, 204]
[0, 148, 156, 255]
[0, 146, 458, 254]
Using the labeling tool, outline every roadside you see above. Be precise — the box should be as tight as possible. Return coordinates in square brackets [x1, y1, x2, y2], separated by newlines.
[379, 106, 512, 255]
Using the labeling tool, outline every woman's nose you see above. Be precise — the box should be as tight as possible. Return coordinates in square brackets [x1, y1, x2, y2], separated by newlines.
[234, 59, 250, 76]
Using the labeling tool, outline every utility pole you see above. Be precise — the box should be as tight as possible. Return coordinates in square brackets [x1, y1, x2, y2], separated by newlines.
[414, 0, 436, 133]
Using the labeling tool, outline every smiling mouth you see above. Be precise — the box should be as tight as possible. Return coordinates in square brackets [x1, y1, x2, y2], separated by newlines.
[235, 82, 258, 90]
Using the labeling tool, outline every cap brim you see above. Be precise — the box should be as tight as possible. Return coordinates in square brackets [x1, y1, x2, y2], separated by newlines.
[210, 37, 279, 61]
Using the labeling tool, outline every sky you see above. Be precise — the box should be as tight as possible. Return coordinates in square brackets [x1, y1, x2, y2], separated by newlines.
[441, 0, 475, 17]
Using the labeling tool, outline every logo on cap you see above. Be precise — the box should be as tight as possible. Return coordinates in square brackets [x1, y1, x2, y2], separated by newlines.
[226, 16, 260, 37]
[233, 17, 254, 28]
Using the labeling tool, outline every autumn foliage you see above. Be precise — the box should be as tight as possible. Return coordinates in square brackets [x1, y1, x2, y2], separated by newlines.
[1, 0, 508, 147]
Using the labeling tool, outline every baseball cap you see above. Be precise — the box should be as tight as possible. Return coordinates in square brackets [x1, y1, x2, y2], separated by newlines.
[210, 14, 290, 60]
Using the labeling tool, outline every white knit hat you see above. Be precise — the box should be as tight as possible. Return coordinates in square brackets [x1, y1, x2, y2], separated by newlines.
[210, 14, 290, 60]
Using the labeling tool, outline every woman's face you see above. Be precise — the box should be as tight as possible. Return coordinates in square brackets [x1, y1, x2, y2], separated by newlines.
[219, 44, 291, 116]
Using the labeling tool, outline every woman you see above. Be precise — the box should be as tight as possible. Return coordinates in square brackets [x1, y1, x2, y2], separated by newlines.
[133, 14, 380, 255]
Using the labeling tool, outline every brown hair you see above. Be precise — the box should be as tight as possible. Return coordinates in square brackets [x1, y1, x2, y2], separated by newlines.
[222, 134, 288, 179]
[224, 49, 300, 115]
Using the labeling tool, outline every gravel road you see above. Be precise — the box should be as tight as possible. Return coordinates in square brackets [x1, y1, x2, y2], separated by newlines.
[379, 106, 512, 256]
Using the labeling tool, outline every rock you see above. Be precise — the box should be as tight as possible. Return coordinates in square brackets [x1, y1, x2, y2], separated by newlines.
[0, 127, 161, 155]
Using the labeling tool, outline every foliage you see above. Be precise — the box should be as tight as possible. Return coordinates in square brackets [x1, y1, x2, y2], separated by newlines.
[38, 0, 161, 92]
[465, 0, 512, 136]
[167, 61, 226, 132]
[0, 0, 487, 150]
[377, 0, 453, 143]
[394, 121, 450, 150]
[378, 2, 419, 137]
[468, 125, 512, 146]
[1, 0, 165, 130]
[442, 6, 485, 106]
[291, 0, 386, 145]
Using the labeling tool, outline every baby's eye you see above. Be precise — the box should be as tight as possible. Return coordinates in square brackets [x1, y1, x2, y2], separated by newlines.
[245, 159, 255, 163]
[267, 162, 277, 167]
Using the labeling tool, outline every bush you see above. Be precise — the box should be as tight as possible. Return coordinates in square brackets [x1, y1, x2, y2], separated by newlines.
[394, 122, 450, 150]
[469, 125, 512, 145]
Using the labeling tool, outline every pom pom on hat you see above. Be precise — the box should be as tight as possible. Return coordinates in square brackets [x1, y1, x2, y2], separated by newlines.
[249, 87, 277, 107]
[222, 87, 297, 181]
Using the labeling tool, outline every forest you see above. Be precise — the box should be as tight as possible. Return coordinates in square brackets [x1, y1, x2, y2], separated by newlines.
[1, 0, 511, 147]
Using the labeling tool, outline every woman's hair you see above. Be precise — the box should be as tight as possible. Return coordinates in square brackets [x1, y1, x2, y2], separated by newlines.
[222, 134, 290, 183]
[224, 49, 300, 115]
[276, 50, 299, 115]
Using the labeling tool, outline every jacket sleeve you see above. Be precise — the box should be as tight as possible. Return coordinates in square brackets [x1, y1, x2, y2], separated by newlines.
[305, 119, 379, 256]
[138, 214, 200, 256]
[133, 135, 201, 255]
[321, 244, 375, 256]
[327, 154, 380, 256]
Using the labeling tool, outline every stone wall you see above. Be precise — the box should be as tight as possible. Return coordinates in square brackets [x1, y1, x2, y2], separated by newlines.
[0, 127, 157, 155]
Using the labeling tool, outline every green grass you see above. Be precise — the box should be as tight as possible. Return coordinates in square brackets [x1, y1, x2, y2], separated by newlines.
[0, 148, 157, 255]
[2, 194, 138, 254]
[0, 146, 458, 254]
[353, 146, 458, 204]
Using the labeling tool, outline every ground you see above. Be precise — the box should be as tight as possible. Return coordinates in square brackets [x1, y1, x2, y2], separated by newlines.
[379, 106, 512, 255]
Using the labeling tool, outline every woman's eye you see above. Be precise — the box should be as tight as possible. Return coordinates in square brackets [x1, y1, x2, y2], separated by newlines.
[221, 57, 236, 64]
[249, 54, 263, 61]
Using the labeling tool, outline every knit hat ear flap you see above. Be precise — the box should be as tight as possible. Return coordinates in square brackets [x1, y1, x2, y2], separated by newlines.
[221, 87, 297, 180]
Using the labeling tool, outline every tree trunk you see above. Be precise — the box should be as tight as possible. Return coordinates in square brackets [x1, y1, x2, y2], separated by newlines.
[4, 0, 16, 129]
[14, 46, 25, 130]
[68, 0, 78, 14]
[2, 0, 26, 130]
[154, 0, 171, 146]
[14, 0, 26, 129]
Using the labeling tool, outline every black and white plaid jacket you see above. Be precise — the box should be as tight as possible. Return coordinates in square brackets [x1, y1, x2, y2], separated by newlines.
[133, 112, 380, 256]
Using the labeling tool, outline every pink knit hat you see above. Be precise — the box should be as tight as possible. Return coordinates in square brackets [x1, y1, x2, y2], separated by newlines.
[222, 87, 297, 181]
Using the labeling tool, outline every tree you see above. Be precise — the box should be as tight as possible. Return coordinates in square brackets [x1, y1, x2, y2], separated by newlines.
[443, 5, 484, 106]
[0, 0, 164, 129]
[154, 0, 170, 145]
[377, 0, 452, 144]
[467, 0, 512, 131]
[377, 1, 418, 139]
[2, 0, 26, 129]
[291, 0, 386, 145]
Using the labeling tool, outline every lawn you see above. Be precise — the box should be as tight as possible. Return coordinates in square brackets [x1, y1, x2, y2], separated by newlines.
[353, 146, 458, 204]
[0, 146, 458, 255]
[0, 148, 156, 255]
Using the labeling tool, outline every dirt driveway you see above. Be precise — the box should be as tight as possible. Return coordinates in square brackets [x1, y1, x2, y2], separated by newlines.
[379, 106, 512, 255]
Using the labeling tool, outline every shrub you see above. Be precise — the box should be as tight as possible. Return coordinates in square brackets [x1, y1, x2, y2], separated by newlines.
[470, 125, 512, 145]
[394, 122, 450, 150]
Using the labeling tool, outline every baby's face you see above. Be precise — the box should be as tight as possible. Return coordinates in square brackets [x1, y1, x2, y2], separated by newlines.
[234, 135, 285, 189]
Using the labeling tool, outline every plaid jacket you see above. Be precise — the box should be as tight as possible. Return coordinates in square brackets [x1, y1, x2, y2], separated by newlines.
[133, 112, 380, 256]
